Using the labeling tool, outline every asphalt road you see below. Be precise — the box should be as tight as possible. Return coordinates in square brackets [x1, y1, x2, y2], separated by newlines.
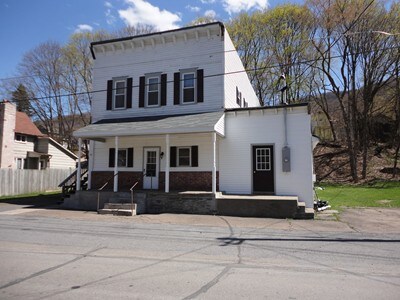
[0, 204, 399, 299]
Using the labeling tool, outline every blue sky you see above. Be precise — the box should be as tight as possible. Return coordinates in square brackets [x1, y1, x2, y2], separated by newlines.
[0, 0, 303, 83]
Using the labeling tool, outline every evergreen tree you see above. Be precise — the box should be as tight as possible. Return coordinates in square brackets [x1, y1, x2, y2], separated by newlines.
[11, 84, 32, 116]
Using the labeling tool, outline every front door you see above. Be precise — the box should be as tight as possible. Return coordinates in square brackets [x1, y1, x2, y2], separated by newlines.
[252, 145, 274, 193]
[143, 148, 159, 189]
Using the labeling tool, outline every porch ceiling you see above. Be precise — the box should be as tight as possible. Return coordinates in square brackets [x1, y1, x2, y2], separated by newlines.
[73, 111, 225, 139]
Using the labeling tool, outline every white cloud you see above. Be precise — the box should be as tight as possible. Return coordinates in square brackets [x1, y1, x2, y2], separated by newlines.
[118, 0, 181, 31]
[104, 1, 113, 8]
[204, 9, 216, 19]
[186, 5, 201, 12]
[106, 8, 116, 25]
[200, 0, 216, 3]
[74, 24, 94, 33]
[222, 0, 268, 15]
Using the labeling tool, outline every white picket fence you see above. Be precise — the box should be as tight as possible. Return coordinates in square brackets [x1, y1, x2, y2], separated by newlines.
[0, 168, 74, 197]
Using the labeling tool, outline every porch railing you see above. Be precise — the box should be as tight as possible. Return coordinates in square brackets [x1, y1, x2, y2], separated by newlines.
[130, 181, 139, 214]
[97, 172, 119, 212]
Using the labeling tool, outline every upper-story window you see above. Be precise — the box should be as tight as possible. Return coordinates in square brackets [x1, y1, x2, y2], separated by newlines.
[174, 69, 204, 105]
[15, 134, 27, 142]
[139, 73, 166, 108]
[182, 73, 196, 104]
[106, 77, 132, 111]
[114, 80, 126, 109]
[147, 76, 160, 107]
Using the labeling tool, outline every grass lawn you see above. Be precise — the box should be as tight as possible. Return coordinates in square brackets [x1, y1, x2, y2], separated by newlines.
[316, 181, 400, 210]
[0, 191, 61, 201]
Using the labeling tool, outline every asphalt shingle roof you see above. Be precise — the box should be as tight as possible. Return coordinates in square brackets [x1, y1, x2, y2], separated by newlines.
[73, 111, 224, 139]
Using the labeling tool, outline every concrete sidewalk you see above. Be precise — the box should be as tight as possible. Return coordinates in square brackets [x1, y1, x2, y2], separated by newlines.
[3, 202, 399, 234]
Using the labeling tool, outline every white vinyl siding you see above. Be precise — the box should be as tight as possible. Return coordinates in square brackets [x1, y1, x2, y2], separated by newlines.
[91, 27, 225, 122]
[92, 133, 217, 172]
[223, 30, 260, 108]
[219, 107, 313, 208]
[47, 142, 76, 169]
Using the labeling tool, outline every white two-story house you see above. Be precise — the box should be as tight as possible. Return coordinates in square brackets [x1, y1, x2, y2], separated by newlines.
[73, 22, 315, 217]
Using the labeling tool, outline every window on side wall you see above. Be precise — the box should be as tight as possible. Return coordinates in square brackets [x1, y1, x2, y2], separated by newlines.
[147, 76, 160, 107]
[16, 157, 25, 169]
[114, 80, 126, 109]
[15, 134, 27, 142]
[182, 72, 196, 104]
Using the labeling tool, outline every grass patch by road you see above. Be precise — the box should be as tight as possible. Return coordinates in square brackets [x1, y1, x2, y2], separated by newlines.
[0, 191, 61, 201]
[316, 181, 400, 210]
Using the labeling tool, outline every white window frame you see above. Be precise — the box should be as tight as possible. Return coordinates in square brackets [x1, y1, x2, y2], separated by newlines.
[15, 134, 27, 143]
[15, 157, 25, 169]
[256, 148, 271, 171]
[146, 76, 160, 107]
[117, 148, 128, 167]
[181, 72, 196, 104]
[177, 147, 191, 167]
[113, 79, 127, 110]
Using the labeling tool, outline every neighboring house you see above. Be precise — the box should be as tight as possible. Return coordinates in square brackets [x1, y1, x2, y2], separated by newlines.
[0, 101, 77, 169]
[73, 22, 315, 213]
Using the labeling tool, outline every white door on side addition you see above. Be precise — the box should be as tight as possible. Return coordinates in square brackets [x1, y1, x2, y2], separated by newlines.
[143, 148, 159, 189]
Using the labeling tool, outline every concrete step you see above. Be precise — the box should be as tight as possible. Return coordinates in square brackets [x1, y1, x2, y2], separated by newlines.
[98, 208, 135, 216]
[295, 207, 314, 219]
[104, 203, 136, 210]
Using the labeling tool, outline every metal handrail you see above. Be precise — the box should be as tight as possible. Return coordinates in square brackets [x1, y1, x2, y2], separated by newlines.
[130, 181, 139, 214]
[97, 172, 119, 212]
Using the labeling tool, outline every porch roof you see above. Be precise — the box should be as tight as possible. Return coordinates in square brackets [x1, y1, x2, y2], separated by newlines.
[73, 111, 225, 139]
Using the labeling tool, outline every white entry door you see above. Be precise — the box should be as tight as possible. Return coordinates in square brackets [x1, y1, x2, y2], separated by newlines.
[143, 148, 159, 189]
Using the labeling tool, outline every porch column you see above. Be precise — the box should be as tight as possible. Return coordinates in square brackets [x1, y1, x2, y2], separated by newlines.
[87, 140, 94, 190]
[76, 137, 82, 191]
[165, 134, 170, 193]
[212, 132, 217, 194]
[113, 136, 119, 192]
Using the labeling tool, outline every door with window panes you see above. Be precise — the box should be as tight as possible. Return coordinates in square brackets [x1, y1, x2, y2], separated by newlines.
[252, 145, 274, 193]
[143, 148, 159, 189]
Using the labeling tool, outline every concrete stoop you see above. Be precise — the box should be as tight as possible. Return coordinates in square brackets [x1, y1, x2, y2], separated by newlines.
[216, 193, 314, 219]
[98, 203, 137, 216]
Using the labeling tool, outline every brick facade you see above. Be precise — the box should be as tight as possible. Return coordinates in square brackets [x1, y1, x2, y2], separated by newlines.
[91, 171, 219, 191]
[91, 171, 143, 191]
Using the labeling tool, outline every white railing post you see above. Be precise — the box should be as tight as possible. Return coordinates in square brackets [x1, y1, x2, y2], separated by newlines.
[165, 134, 170, 193]
[212, 132, 217, 194]
[77, 138, 82, 191]
[114, 136, 119, 192]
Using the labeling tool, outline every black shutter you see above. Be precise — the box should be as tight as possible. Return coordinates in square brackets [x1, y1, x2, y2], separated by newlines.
[109, 148, 115, 167]
[197, 69, 204, 103]
[126, 77, 133, 108]
[127, 148, 134, 167]
[139, 76, 145, 107]
[170, 146, 177, 167]
[106, 80, 113, 110]
[161, 73, 167, 106]
[174, 72, 180, 105]
[191, 146, 198, 167]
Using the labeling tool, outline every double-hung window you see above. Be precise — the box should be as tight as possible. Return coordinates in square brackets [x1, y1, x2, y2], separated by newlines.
[117, 149, 127, 167]
[177, 147, 191, 167]
[147, 77, 160, 106]
[114, 80, 126, 109]
[182, 72, 195, 103]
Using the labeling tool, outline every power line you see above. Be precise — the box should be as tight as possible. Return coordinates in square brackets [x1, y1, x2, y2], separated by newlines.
[8, 44, 399, 103]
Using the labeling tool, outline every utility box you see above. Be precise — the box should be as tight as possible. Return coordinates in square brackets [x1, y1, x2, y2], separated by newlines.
[282, 146, 291, 172]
